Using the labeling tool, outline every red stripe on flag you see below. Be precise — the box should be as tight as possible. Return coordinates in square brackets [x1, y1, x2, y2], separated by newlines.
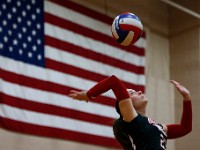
[0, 92, 115, 126]
[48, 0, 113, 25]
[45, 36, 145, 75]
[0, 117, 120, 148]
[45, 59, 145, 92]
[45, 13, 145, 56]
[0, 68, 116, 106]
[46, 58, 108, 82]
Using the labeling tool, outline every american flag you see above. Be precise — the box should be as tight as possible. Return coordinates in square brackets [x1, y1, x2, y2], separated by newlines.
[0, 0, 146, 148]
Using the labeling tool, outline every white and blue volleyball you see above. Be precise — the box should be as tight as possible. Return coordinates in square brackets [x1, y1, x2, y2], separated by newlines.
[111, 12, 143, 46]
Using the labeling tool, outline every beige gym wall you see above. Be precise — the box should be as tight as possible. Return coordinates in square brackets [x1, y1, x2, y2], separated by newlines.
[169, 0, 200, 149]
[0, 0, 199, 150]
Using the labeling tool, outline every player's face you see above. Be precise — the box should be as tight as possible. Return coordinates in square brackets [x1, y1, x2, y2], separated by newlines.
[127, 89, 148, 109]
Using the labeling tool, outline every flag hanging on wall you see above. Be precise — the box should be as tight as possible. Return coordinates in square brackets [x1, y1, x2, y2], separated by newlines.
[0, 0, 146, 148]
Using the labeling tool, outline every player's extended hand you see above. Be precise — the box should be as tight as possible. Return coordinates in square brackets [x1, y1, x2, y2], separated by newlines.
[68, 90, 89, 102]
[170, 80, 191, 101]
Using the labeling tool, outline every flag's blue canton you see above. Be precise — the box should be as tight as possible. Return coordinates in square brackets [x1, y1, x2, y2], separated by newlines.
[0, 0, 44, 67]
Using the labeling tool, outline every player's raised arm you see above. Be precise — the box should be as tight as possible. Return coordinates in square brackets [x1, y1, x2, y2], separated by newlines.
[68, 75, 138, 122]
[166, 80, 192, 139]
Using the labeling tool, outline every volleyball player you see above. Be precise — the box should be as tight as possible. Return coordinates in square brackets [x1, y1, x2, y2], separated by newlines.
[68, 75, 192, 150]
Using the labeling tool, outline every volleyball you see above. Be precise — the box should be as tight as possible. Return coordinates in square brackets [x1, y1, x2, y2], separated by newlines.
[111, 12, 143, 46]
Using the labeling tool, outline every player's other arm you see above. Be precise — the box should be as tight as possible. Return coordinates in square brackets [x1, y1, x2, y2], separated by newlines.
[163, 80, 192, 139]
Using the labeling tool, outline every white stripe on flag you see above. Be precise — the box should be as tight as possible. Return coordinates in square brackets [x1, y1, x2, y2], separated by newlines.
[45, 45, 145, 85]
[0, 56, 95, 91]
[0, 56, 121, 98]
[0, 55, 145, 91]
[0, 78, 119, 119]
[45, 1, 112, 37]
[45, 23, 145, 67]
[0, 104, 114, 138]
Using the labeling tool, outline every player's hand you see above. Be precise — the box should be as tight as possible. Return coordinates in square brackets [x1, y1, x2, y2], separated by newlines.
[68, 90, 89, 102]
[170, 80, 191, 101]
